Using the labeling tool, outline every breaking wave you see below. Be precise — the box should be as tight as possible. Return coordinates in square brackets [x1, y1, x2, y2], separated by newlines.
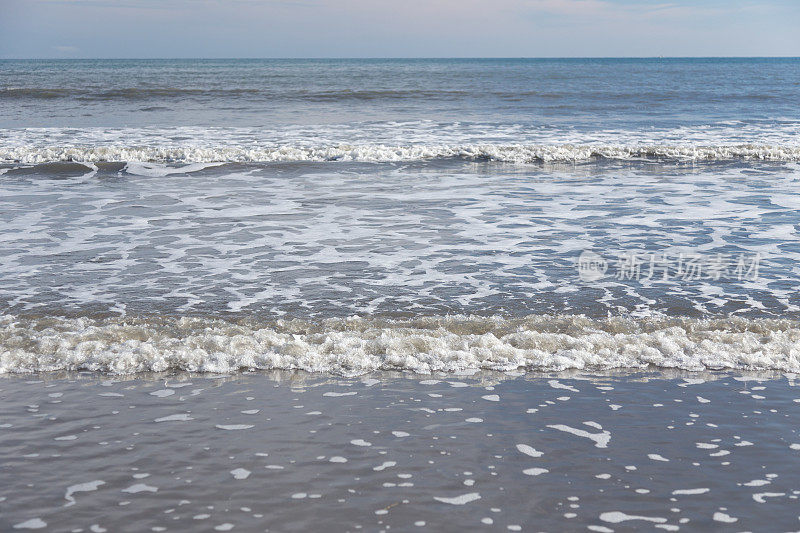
[3, 143, 800, 164]
[2, 314, 799, 375]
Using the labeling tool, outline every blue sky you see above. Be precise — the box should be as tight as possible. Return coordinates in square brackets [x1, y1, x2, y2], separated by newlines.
[1, 0, 798, 58]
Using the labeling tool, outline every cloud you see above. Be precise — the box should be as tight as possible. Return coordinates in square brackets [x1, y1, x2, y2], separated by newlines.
[507, 0, 778, 31]
[2, 0, 798, 57]
[524, 0, 616, 16]
[520, 0, 747, 19]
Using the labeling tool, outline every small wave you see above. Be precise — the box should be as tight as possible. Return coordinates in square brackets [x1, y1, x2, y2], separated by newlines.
[0, 87, 71, 99]
[292, 89, 471, 101]
[2, 143, 800, 164]
[0, 87, 261, 100]
[0, 87, 470, 101]
[80, 88, 261, 100]
[1, 314, 799, 375]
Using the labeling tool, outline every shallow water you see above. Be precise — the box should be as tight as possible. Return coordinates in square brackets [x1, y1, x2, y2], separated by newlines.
[2, 158, 799, 374]
[6, 159, 800, 319]
[2, 370, 800, 531]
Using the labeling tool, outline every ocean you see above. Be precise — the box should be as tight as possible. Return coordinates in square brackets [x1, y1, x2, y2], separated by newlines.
[2, 58, 800, 374]
[1, 58, 800, 531]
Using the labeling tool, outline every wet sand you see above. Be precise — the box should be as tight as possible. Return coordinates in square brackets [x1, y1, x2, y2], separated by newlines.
[2, 370, 800, 532]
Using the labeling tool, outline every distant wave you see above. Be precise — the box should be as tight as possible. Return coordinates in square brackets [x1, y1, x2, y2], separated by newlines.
[2, 143, 800, 164]
[1, 86, 792, 103]
[0, 88, 71, 99]
[2, 314, 799, 375]
[0, 87, 473, 101]
[0, 87, 258, 100]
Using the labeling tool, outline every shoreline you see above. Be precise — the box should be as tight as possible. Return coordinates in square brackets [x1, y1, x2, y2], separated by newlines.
[2, 369, 799, 531]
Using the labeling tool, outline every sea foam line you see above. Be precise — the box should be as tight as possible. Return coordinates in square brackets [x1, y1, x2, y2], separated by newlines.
[2, 143, 800, 164]
[1, 314, 799, 375]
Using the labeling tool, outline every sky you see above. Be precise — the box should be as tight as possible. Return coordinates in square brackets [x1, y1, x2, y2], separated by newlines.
[1, 0, 799, 58]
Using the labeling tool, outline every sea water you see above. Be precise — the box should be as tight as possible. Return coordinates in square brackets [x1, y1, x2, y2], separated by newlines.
[1, 58, 799, 375]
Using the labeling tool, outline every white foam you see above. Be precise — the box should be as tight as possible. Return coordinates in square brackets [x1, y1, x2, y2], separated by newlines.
[599, 512, 666, 524]
[713, 512, 737, 523]
[121, 483, 158, 494]
[548, 380, 580, 392]
[3, 143, 799, 164]
[752, 492, 785, 503]
[523, 468, 548, 476]
[547, 424, 611, 448]
[433, 492, 481, 505]
[672, 488, 710, 495]
[64, 481, 105, 507]
[124, 162, 225, 177]
[154, 414, 193, 422]
[230, 468, 250, 480]
[12, 519, 47, 530]
[696, 443, 718, 449]
[516, 444, 543, 458]
[2, 314, 800, 376]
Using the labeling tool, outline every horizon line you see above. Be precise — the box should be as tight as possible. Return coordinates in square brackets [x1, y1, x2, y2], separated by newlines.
[2, 56, 800, 61]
